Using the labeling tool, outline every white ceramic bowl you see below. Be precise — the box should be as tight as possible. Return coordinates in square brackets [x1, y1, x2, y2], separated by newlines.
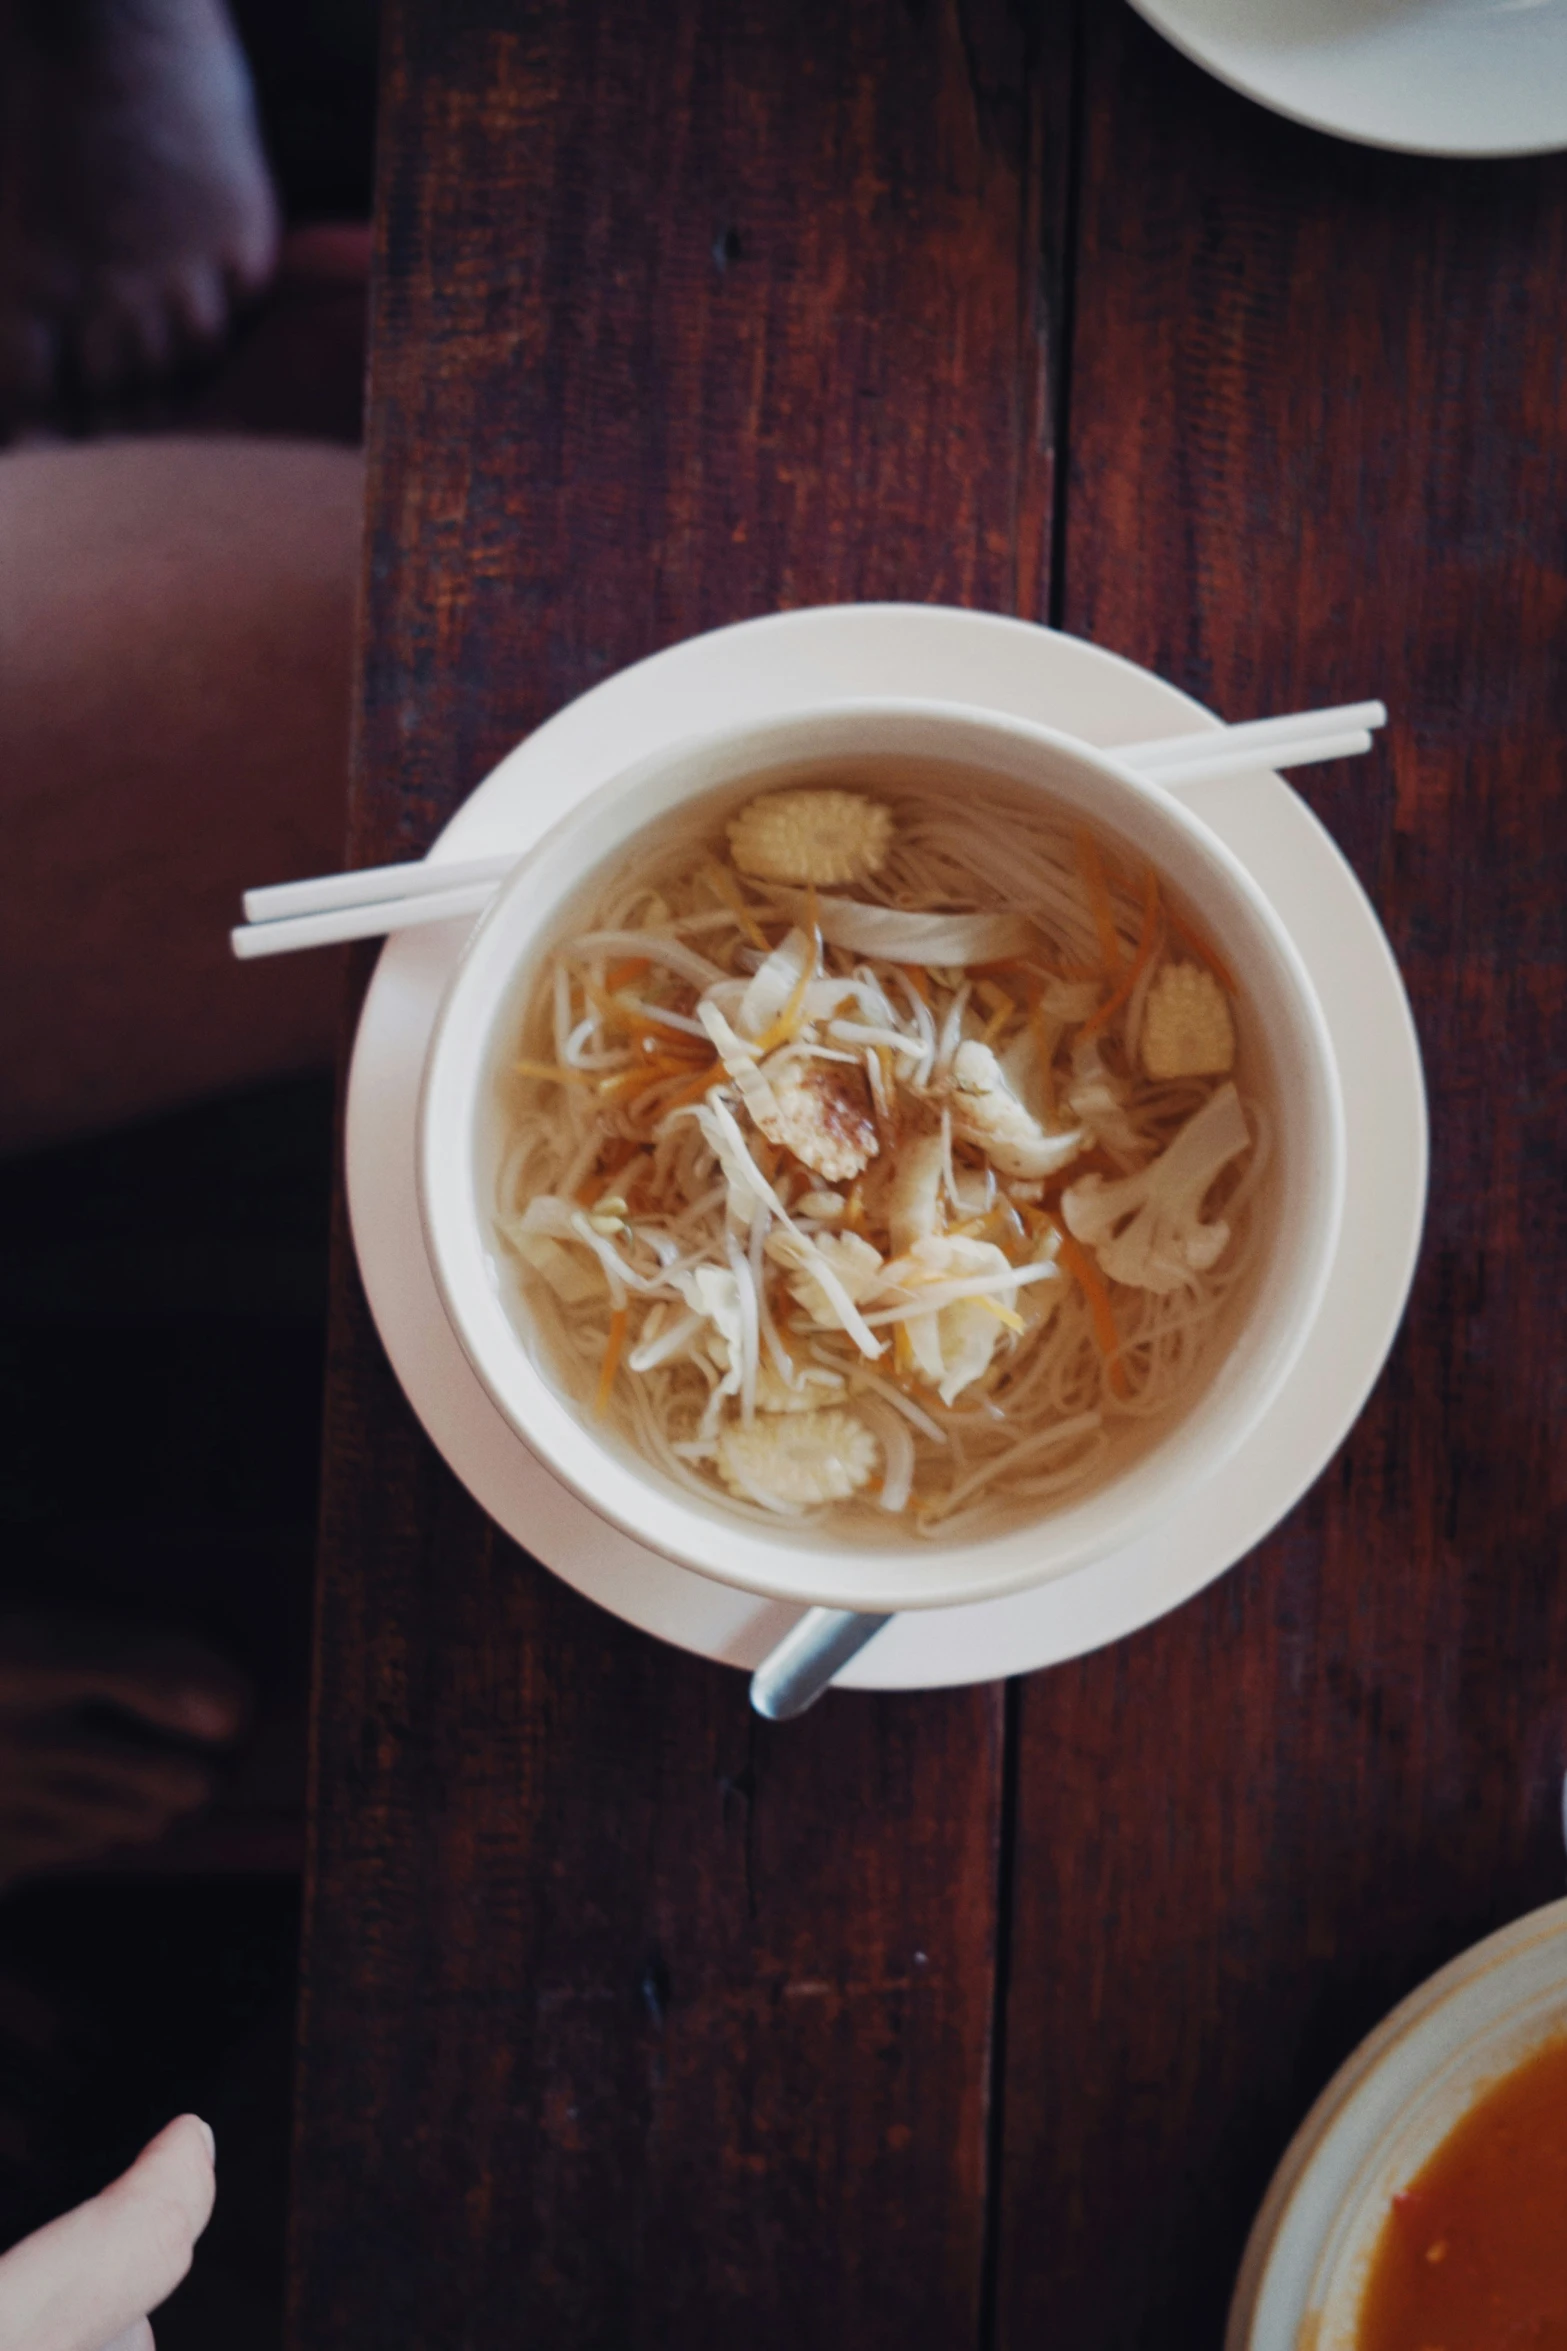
[1229, 1899, 1567, 2351]
[418, 699, 1346, 1614]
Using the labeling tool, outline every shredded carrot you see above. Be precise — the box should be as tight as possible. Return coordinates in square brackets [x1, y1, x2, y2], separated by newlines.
[1052, 1220, 1129, 1399]
[1081, 865, 1162, 1041]
[604, 957, 651, 992]
[600, 1055, 696, 1097]
[513, 1058, 595, 1086]
[1165, 904, 1239, 997]
[752, 943, 817, 1055]
[749, 891, 820, 1054]
[977, 1294, 1026, 1334]
[893, 1324, 915, 1375]
[595, 1307, 628, 1415]
[1026, 1000, 1060, 1122]
[874, 1043, 899, 1134]
[980, 987, 1017, 1045]
[1075, 826, 1123, 976]
[575, 1138, 641, 1206]
[649, 1059, 723, 1113]
[701, 858, 770, 952]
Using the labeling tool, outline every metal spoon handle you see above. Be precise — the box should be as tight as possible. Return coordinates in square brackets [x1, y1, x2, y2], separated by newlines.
[749, 1608, 892, 1719]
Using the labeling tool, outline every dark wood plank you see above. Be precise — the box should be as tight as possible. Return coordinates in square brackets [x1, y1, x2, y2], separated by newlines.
[998, 13, 1567, 2345]
[288, 4, 1067, 2342]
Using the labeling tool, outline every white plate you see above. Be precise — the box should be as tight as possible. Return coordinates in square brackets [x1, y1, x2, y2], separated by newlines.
[1228, 1898, 1567, 2349]
[344, 603, 1426, 1689]
[1130, 0, 1567, 159]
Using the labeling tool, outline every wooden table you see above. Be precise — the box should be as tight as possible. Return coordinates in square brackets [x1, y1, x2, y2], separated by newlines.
[286, 6, 1567, 2342]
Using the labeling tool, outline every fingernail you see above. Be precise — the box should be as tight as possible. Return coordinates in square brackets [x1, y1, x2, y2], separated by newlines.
[195, 2117, 216, 2164]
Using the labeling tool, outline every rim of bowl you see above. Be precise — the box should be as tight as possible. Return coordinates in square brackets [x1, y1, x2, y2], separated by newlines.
[417, 697, 1348, 1614]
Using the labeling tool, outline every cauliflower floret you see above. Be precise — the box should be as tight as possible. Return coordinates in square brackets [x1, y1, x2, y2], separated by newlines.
[947, 1040, 1083, 1179]
[768, 1228, 884, 1326]
[767, 1062, 879, 1182]
[699, 1001, 878, 1182]
[753, 1362, 847, 1413]
[1065, 1037, 1143, 1160]
[1061, 1083, 1251, 1294]
[716, 1407, 880, 1506]
[728, 790, 894, 887]
[1141, 963, 1235, 1080]
[877, 1233, 1020, 1405]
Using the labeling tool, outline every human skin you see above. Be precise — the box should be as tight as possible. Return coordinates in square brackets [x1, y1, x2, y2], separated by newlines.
[0, 0, 279, 417]
[0, 435, 359, 1153]
[0, 2112, 216, 2351]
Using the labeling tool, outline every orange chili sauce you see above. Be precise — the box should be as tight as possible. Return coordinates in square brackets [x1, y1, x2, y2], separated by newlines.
[1356, 2032, 1567, 2351]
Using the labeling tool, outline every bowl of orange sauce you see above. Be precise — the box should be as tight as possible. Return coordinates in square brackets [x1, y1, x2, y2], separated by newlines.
[1228, 1899, 1567, 2351]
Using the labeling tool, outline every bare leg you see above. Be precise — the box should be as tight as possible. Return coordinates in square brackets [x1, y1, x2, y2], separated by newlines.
[0, 0, 279, 417]
[0, 435, 359, 1153]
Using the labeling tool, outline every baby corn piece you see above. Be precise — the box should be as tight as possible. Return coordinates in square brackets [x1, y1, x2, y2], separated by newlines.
[716, 1407, 880, 1505]
[1141, 963, 1235, 1079]
[727, 790, 894, 887]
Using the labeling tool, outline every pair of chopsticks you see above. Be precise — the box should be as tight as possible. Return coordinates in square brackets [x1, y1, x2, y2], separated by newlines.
[231, 698, 1386, 961]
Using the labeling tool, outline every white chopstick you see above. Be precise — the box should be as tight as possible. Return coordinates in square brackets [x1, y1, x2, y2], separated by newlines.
[232, 697, 1387, 960]
[1123, 699, 1386, 771]
[1144, 726, 1373, 790]
[242, 851, 517, 926]
[229, 877, 503, 959]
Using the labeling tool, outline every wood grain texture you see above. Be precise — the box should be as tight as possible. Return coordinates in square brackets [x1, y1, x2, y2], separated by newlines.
[997, 12, 1567, 2344]
[288, 3, 1064, 2342]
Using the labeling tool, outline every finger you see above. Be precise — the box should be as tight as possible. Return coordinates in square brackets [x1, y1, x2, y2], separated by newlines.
[169, 259, 227, 352]
[0, 1783, 211, 1887]
[26, 1733, 217, 1813]
[86, 1634, 248, 1744]
[95, 2327, 153, 2351]
[0, 1623, 249, 1744]
[74, 296, 138, 396]
[0, 1812, 136, 1882]
[0, 2114, 214, 2351]
[0, 1794, 182, 1855]
[120, 288, 175, 384]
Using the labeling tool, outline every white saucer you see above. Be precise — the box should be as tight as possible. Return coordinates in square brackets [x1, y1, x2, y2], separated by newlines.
[1227, 1898, 1567, 2350]
[344, 604, 1426, 1690]
[1130, 0, 1567, 159]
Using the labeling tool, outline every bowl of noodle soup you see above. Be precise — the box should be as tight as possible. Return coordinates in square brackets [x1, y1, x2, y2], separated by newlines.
[418, 701, 1344, 1615]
